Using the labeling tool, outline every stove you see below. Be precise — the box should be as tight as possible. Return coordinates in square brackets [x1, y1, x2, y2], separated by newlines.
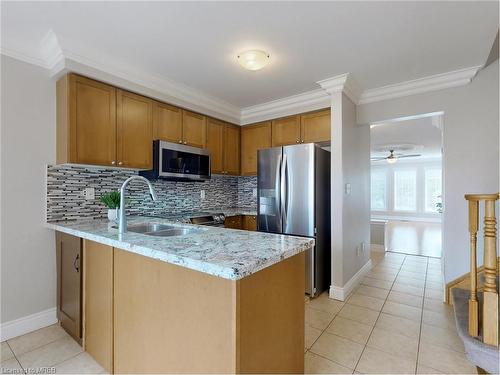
[189, 213, 226, 227]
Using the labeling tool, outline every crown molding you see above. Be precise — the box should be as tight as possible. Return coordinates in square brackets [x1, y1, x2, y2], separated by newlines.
[240, 89, 330, 125]
[0, 46, 48, 69]
[317, 73, 361, 103]
[358, 66, 481, 104]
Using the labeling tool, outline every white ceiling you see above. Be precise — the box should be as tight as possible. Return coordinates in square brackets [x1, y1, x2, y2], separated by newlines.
[371, 116, 443, 161]
[1, 1, 498, 110]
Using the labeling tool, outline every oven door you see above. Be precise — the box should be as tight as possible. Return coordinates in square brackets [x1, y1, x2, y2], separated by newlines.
[158, 141, 210, 180]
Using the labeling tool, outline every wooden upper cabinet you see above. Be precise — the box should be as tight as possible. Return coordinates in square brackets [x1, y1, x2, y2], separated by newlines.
[272, 116, 301, 146]
[300, 109, 331, 143]
[206, 118, 224, 174]
[153, 102, 182, 144]
[182, 110, 206, 148]
[241, 121, 272, 176]
[116, 90, 153, 169]
[57, 74, 117, 166]
[224, 124, 240, 175]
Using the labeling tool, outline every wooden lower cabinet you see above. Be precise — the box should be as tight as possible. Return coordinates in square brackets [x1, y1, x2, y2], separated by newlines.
[243, 215, 257, 231]
[84, 240, 114, 373]
[56, 232, 82, 344]
[113, 249, 304, 373]
[224, 215, 243, 229]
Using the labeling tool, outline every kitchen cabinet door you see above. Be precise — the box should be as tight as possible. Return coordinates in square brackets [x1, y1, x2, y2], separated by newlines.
[241, 122, 272, 176]
[300, 109, 331, 143]
[116, 90, 153, 169]
[224, 215, 242, 229]
[153, 102, 182, 144]
[60, 74, 117, 166]
[56, 232, 82, 344]
[84, 240, 114, 373]
[182, 110, 206, 148]
[243, 215, 257, 231]
[206, 118, 224, 174]
[271, 116, 300, 146]
[224, 124, 240, 175]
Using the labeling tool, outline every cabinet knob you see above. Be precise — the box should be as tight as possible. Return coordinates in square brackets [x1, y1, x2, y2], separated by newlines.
[183, 141, 187, 145]
[296, 140, 300, 143]
[111, 160, 116, 165]
[118, 161, 123, 166]
[178, 140, 183, 144]
[301, 140, 304, 143]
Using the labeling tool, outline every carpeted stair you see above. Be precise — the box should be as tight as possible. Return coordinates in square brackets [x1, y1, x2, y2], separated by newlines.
[451, 283, 500, 374]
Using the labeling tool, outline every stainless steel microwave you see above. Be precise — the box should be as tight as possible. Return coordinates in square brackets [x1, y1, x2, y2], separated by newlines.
[139, 140, 211, 181]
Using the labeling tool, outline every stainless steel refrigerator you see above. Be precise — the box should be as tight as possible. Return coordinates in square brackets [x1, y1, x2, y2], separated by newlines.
[257, 143, 331, 297]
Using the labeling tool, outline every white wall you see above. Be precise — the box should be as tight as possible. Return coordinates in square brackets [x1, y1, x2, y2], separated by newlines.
[358, 60, 499, 283]
[330, 92, 371, 297]
[1, 55, 57, 324]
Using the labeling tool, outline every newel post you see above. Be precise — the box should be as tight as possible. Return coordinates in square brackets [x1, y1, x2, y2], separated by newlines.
[482, 196, 498, 346]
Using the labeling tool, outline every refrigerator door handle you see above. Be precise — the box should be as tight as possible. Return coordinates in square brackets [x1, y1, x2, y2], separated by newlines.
[280, 153, 288, 226]
[275, 153, 282, 227]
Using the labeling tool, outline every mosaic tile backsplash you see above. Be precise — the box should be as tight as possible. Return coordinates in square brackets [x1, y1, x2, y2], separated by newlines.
[46, 165, 257, 222]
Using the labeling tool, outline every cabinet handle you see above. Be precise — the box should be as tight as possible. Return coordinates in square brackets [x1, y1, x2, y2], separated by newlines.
[111, 160, 116, 165]
[73, 253, 80, 273]
[118, 161, 123, 166]
[178, 140, 183, 144]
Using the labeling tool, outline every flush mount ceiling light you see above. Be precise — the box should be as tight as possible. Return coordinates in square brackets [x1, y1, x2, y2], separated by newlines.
[237, 50, 270, 71]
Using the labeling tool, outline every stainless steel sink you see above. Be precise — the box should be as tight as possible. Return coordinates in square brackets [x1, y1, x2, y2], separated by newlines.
[113, 223, 203, 237]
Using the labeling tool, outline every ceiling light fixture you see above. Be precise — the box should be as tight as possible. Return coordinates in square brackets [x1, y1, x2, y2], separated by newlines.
[237, 50, 270, 71]
[386, 156, 398, 164]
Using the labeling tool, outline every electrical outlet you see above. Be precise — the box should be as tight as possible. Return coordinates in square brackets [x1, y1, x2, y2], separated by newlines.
[83, 187, 95, 200]
[253, 188, 257, 197]
[200, 190, 206, 199]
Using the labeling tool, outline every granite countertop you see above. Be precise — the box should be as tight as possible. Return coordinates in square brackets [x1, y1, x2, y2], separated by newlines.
[47, 216, 313, 280]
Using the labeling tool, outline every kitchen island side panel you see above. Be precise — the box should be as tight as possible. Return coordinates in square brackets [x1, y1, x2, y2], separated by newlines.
[113, 248, 238, 374]
[112, 248, 305, 374]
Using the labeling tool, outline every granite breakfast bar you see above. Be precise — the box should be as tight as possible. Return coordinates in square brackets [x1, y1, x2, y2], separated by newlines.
[48, 217, 314, 374]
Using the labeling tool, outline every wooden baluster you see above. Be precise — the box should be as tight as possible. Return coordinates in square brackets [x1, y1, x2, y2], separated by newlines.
[467, 198, 479, 337]
[482, 197, 498, 346]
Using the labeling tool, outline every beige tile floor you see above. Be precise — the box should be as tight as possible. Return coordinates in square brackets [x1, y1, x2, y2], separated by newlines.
[1, 252, 473, 374]
[305, 252, 477, 374]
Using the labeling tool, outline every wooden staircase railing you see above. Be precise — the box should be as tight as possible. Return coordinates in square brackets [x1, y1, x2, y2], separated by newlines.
[465, 193, 499, 347]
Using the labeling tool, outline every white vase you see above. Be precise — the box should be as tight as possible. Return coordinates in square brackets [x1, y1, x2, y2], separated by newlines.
[107, 208, 119, 222]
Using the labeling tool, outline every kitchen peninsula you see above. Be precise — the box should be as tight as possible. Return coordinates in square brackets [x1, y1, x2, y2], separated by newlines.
[48, 217, 313, 374]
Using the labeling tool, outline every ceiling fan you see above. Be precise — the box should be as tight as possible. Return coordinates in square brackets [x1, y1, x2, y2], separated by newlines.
[371, 150, 421, 164]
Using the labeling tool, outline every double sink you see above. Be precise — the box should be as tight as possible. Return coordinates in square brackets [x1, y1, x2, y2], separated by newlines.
[114, 222, 204, 237]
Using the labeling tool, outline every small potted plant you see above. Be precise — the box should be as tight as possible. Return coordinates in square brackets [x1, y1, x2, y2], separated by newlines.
[100, 191, 121, 222]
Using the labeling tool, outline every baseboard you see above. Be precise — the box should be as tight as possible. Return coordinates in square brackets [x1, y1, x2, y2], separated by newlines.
[370, 244, 386, 252]
[1, 307, 58, 342]
[329, 259, 373, 301]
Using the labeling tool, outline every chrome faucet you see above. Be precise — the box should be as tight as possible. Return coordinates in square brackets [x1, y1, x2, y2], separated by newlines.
[118, 176, 158, 234]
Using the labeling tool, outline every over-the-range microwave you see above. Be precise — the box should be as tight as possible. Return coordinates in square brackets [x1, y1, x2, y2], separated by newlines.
[139, 140, 211, 181]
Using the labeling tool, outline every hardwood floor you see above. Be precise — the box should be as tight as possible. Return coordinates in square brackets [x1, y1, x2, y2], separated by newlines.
[385, 220, 442, 258]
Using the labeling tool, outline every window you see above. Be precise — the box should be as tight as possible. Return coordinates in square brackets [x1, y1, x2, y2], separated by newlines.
[371, 170, 387, 210]
[425, 169, 442, 212]
[394, 170, 417, 211]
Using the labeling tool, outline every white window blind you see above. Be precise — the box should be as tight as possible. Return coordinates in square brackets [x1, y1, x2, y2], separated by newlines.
[425, 169, 442, 212]
[394, 170, 417, 211]
[371, 170, 387, 210]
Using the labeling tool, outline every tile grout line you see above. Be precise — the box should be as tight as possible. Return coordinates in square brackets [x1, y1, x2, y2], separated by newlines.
[351, 254, 406, 373]
[5, 340, 26, 374]
[414, 255, 429, 374]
